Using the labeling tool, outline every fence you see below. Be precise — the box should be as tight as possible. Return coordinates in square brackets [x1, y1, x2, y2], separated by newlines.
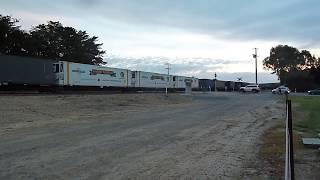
[285, 99, 295, 180]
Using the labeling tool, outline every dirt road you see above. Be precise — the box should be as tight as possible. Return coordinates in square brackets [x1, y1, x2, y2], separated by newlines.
[0, 92, 283, 179]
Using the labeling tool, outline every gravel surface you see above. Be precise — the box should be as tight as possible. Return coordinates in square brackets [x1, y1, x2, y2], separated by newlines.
[0, 92, 283, 179]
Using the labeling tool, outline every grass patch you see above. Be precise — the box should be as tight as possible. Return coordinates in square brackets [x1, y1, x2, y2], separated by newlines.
[289, 96, 320, 136]
[260, 123, 303, 177]
[258, 96, 320, 177]
[260, 124, 285, 176]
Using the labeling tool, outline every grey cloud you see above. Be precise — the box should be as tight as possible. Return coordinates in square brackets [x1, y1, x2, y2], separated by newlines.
[3, 0, 320, 45]
[69, 0, 320, 44]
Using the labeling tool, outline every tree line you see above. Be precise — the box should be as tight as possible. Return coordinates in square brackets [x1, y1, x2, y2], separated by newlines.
[264, 45, 320, 91]
[0, 14, 105, 65]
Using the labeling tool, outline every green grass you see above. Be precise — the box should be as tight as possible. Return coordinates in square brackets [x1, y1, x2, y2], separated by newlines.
[290, 96, 320, 136]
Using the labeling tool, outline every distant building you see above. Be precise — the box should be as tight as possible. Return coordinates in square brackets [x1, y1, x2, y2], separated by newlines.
[199, 79, 214, 91]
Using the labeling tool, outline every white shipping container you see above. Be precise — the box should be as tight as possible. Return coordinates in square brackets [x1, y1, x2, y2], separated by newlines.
[172, 76, 186, 89]
[133, 71, 172, 88]
[55, 61, 131, 87]
[192, 78, 199, 88]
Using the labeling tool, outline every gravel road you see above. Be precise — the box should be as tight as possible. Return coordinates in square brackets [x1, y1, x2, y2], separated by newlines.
[0, 92, 283, 179]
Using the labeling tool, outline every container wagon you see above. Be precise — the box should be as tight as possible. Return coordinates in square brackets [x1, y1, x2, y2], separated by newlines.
[54, 61, 131, 88]
[172, 76, 199, 90]
[191, 77, 199, 89]
[0, 55, 57, 87]
[132, 71, 171, 89]
[172, 76, 186, 89]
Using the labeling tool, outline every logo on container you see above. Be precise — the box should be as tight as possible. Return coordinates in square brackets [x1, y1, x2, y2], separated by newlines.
[90, 69, 116, 77]
[151, 75, 165, 81]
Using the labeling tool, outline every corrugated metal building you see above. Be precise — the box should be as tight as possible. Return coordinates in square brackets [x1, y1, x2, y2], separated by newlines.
[199, 79, 214, 91]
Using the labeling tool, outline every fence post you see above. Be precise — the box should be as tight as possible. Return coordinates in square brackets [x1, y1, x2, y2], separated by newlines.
[288, 100, 295, 180]
[285, 100, 294, 180]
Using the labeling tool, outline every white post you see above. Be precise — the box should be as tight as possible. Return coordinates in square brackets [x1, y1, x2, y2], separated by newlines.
[165, 63, 170, 95]
[214, 73, 217, 92]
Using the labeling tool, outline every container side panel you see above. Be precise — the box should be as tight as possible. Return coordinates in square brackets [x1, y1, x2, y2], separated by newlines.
[138, 71, 172, 88]
[68, 63, 128, 87]
[0, 55, 57, 85]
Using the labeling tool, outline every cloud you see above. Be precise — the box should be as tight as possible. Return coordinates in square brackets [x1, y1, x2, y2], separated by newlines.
[105, 55, 278, 83]
[0, 0, 311, 82]
[67, 0, 320, 45]
[3, 0, 320, 45]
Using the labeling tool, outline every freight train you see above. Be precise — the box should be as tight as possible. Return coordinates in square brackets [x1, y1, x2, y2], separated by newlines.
[0, 55, 199, 91]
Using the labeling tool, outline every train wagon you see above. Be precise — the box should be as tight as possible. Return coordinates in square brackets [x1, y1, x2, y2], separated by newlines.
[0, 55, 57, 86]
[54, 61, 131, 88]
[172, 76, 186, 89]
[191, 77, 199, 89]
[132, 71, 172, 89]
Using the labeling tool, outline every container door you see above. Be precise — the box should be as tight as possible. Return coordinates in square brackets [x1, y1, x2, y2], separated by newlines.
[131, 71, 136, 87]
[52, 62, 65, 85]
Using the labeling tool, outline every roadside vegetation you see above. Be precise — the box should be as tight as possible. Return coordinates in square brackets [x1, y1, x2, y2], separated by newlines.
[290, 96, 320, 137]
[260, 123, 285, 177]
[260, 95, 320, 178]
[264, 45, 320, 92]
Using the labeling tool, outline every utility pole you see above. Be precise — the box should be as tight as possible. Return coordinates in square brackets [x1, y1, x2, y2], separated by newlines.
[214, 73, 217, 92]
[165, 63, 171, 95]
[253, 48, 258, 85]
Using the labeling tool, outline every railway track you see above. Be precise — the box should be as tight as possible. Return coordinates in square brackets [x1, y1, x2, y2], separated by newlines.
[0, 89, 186, 95]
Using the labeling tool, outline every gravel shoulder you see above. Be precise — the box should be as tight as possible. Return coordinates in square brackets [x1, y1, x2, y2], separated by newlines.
[0, 92, 282, 179]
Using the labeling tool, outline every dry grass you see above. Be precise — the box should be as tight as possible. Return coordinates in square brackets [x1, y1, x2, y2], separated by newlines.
[259, 122, 303, 177]
[0, 93, 192, 134]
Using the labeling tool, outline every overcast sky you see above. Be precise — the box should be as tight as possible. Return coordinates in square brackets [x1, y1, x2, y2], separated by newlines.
[2, 0, 320, 83]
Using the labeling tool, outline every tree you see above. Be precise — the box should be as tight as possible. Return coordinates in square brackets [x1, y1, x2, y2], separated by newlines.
[300, 50, 317, 69]
[310, 64, 320, 85]
[0, 15, 28, 56]
[263, 45, 302, 82]
[263, 45, 316, 84]
[28, 21, 106, 65]
[264, 45, 320, 90]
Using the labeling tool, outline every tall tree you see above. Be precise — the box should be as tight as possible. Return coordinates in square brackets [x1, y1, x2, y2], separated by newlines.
[264, 45, 320, 90]
[0, 14, 28, 56]
[310, 58, 320, 85]
[263, 45, 306, 83]
[28, 21, 106, 65]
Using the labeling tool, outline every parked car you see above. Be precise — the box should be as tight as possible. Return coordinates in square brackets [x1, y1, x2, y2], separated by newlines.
[308, 88, 320, 95]
[272, 86, 290, 94]
[239, 84, 260, 93]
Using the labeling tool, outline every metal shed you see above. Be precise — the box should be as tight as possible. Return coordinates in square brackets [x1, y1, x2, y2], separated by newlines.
[199, 79, 214, 91]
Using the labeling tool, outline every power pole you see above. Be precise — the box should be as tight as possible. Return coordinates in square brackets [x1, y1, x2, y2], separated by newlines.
[253, 48, 258, 85]
[214, 73, 217, 92]
[165, 63, 171, 95]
